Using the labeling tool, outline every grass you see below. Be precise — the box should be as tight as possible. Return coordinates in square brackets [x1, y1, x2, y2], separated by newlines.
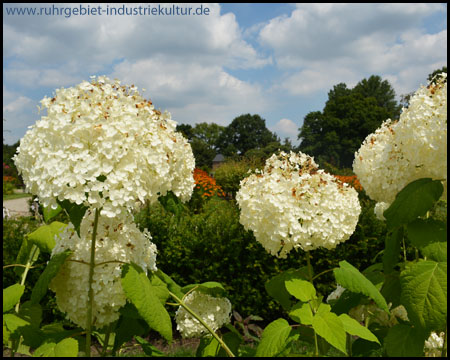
[3, 193, 32, 200]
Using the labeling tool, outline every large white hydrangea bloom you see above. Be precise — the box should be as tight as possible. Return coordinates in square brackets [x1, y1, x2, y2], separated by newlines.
[13, 76, 195, 218]
[49, 209, 157, 329]
[236, 151, 361, 257]
[175, 290, 232, 338]
[353, 73, 447, 218]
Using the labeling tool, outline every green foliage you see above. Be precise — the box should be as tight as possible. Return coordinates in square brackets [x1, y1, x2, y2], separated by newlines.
[298, 75, 401, 168]
[427, 66, 447, 84]
[213, 157, 263, 197]
[216, 114, 280, 156]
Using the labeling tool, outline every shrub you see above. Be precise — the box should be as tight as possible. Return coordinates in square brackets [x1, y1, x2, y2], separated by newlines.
[135, 194, 388, 324]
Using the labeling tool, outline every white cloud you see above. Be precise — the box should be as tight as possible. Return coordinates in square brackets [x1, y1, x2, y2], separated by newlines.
[258, 3, 447, 96]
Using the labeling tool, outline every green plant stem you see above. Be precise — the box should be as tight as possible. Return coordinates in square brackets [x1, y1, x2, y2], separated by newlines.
[101, 323, 113, 357]
[346, 333, 352, 357]
[305, 251, 319, 356]
[85, 208, 100, 357]
[15, 244, 39, 313]
[311, 268, 334, 282]
[168, 290, 235, 357]
[402, 237, 407, 263]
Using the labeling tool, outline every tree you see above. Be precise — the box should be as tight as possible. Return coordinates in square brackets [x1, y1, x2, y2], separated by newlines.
[176, 122, 225, 169]
[297, 75, 400, 168]
[216, 114, 279, 156]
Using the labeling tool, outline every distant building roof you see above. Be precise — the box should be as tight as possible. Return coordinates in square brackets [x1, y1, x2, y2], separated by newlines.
[213, 154, 225, 162]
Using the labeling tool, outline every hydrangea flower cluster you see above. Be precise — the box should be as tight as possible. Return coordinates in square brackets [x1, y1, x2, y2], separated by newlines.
[424, 331, 445, 357]
[353, 73, 447, 218]
[13, 76, 195, 218]
[236, 151, 361, 257]
[175, 290, 232, 338]
[49, 209, 157, 329]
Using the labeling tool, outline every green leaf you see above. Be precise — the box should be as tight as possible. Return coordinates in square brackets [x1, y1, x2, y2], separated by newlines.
[289, 302, 313, 325]
[158, 191, 184, 218]
[54, 338, 79, 357]
[407, 218, 447, 262]
[400, 260, 447, 330]
[181, 281, 227, 298]
[27, 221, 68, 254]
[330, 291, 363, 316]
[196, 336, 221, 357]
[338, 313, 380, 344]
[18, 301, 42, 329]
[148, 272, 170, 305]
[384, 324, 427, 357]
[33, 342, 57, 357]
[312, 303, 347, 355]
[381, 272, 402, 308]
[255, 318, 292, 357]
[31, 250, 73, 305]
[4, 313, 30, 334]
[154, 269, 184, 299]
[113, 316, 146, 354]
[384, 178, 443, 229]
[43, 203, 63, 223]
[3, 284, 25, 313]
[121, 263, 172, 342]
[265, 267, 310, 311]
[383, 227, 403, 274]
[334, 260, 389, 313]
[285, 278, 316, 302]
[135, 335, 165, 357]
[57, 199, 88, 237]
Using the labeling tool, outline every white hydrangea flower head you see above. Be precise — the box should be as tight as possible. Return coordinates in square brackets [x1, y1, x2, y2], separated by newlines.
[353, 73, 447, 209]
[49, 209, 157, 329]
[236, 151, 361, 257]
[13, 76, 195, 218]
[326, 284, 346, 303]
[424, 331, 445, 357]
[175, 290, 232, 338]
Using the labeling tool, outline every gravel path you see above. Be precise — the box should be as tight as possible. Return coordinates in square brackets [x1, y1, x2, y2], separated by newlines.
[3, 197, 33, 218]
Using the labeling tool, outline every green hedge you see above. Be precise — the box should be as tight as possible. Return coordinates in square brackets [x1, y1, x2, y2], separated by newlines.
[135, 194, 388, 324]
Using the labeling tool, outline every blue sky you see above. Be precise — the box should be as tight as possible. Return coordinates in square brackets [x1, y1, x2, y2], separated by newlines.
[3, 3, 447, 146]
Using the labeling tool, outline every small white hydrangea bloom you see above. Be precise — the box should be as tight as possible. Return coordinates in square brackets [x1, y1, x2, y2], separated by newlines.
[175, 290, 232, 338]
[49, 209, 157, 329]
[236, 151, 361, 257]
[13, 76, 195, 218]
[424, 331, 445, 357]
[353, 73, 447, 212]
[326, 284, 346, 303]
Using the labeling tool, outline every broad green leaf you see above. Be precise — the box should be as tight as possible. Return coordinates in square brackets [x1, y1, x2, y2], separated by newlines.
[181, 281, 226, 298]
[400, 260, 447, 330]
[265, 267, 310, 311]
[18, 301, 42, 329]
[289, 302, 313, 325]
[33, 342, 57, 357]
[217, 332, 241, 357]
[407, 219, 447, 262]
[196, 336, 221, 357]
[330, 291, 363, 316]
[334, 260, 389, 313]
[54, 338, 78, 357]
[384, 324, 427, 357]
[3, 284, 25, 313]
[27, 221, 68, 253]
[57, 199, 88, 237]
[384, 178, 443, 229]
[285, 278, 316, 302]
[255, 318, 292, 357]
[381, 272, 401, 308]
[383, 227, 403, 274]
[154, 269, 184, 299]
[113, 317, 146, 354]
[121, 263, 172, 342]
[135, 336, 165, 357]
[31, 250, 73, 304]
[39, 322, 82, 344]
[43, 203, 63, 223]
[148, 272, 170, 305]
[338, 313, 380, 344]
[4, 313, 30, 334]
[312, 303, 347, 355]
[14, 237, 40, 277]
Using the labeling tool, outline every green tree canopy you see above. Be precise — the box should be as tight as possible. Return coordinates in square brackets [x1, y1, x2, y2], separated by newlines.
[176, 122, 225, 169]
[427, 66, 447, 84]
[297, 75, 400, 168]
[216, 114, 280, 157]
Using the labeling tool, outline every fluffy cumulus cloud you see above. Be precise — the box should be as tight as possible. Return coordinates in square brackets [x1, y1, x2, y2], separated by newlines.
[270, 118, 299, 142]
[259, 3, 447, 96]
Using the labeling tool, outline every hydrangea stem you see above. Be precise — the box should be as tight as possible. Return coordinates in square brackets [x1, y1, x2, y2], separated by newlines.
[305, 251, 319, 356]
[168, 290, 235, 357]
[85, 208, 100, 357]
